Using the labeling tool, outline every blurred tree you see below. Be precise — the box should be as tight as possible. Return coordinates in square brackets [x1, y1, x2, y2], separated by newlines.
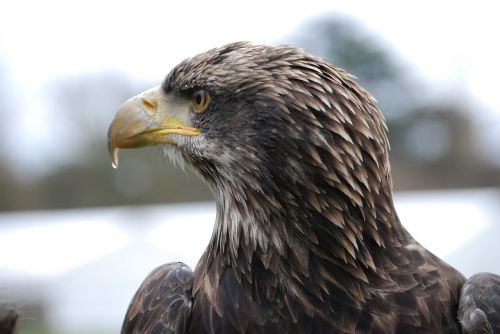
[0, 60, 24, 210]
[289, 15, 500, 190]
[0, 61, 9, 158]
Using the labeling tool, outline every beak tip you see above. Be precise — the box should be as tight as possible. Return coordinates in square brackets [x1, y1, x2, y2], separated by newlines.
[109, 146, 120, 169]
[108, 121, 120, 168]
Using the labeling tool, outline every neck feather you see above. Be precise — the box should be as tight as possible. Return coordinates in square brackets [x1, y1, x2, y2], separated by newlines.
[207, 169, 406, 278]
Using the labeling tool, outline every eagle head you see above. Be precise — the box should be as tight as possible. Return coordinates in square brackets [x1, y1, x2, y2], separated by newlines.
[108, 42, 396, 264]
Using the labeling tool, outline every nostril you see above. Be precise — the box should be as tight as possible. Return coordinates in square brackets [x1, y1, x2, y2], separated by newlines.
[142, 97, 157, 112]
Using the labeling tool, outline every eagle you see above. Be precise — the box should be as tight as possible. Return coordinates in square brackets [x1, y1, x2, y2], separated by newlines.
[108, 42, 500, 333]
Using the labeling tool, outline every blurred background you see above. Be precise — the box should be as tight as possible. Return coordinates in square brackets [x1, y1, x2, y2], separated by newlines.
[1, 1, 499, 333]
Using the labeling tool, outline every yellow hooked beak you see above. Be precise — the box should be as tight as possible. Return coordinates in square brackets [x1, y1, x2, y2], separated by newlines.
[107, 86, 199, 168]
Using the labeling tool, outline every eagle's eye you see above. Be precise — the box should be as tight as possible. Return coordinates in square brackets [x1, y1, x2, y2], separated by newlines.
[192, 89, 211, 113]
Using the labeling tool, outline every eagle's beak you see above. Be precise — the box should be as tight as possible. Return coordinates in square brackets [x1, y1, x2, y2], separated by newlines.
[108, 86, 199, 168]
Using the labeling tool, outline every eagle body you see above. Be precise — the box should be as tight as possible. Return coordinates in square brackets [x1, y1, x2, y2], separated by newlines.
[108, 43, 500, 333]
[0, 307, 17, 334]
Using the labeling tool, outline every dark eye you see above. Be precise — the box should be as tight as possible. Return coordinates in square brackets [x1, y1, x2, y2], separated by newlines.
[192, 89, 211, 113]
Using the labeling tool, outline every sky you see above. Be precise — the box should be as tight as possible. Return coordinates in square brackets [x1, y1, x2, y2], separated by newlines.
[1, 0, 499, 173]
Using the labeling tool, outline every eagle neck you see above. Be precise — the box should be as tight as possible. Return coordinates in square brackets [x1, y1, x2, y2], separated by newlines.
[195, 165, 421, 323]
[209, 180, 287, 265]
